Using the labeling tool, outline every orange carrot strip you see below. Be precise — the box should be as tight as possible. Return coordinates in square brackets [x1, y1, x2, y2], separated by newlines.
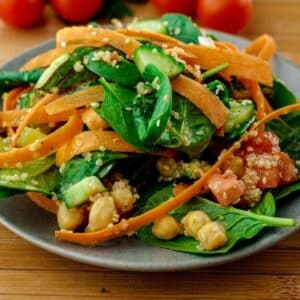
[21, 47, 75, 71]
[118, 29, 273, 86]
[80, 108, 110, 131]
[173, 183, 190, 196]
[56, 27, 140, 58]
[12, 94, 59, 146]
[56, 130, 142, 165]
[45, 86, 104, 115]
[0, 108, 71, 128]
[172, 75, 229, 128]
[55, 102, 300, 245]
[27, 192, 58, 214]
[245, 34, 277, 61]
[0, 112, 82, 168]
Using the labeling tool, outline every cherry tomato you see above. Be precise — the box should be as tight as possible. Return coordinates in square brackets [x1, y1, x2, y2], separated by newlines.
[0, 0, 45, 28]
[196, 0, 253, 33]
[50, 0, 103, 23]
[150, 0, 196, 16]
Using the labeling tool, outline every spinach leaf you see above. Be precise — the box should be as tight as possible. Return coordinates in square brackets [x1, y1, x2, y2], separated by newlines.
[134, 64, 172, 143]
[0, 188, 21, 199]
[158, 93, 215, 157]
[99, 78, 159, 152]
[262, 77, 296, 109]
[161, 14, 202, 44]
[41, 47, 97, 93]
[0, 68, 43, 95]
[251, 192, 276, 216]
[207, 80, 230, 107]
[274, 181, 300, 200]
[0, 156, 59, 195]
[85, 48, 141, 87]
[137, 187, 295, 254]
[59, 151, 128, 194]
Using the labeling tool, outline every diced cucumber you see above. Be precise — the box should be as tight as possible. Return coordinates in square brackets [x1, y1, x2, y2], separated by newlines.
[35, 54, 70, 89]
[225, 100, 256, 138]
[133, 44, 185, 78]
[63, 176, 106, 208]
[17, 127, 46, 147]
[128, 19, 168, 34]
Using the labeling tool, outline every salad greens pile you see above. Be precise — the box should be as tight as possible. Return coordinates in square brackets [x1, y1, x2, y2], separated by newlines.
[0, 13, 299, 255]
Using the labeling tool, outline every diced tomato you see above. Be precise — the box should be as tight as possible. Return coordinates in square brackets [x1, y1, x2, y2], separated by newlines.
[207, 173, 245, 207]
[255, 167, 281, 189]
[242, 131, 280, 155]
[278, 152, 298, 184]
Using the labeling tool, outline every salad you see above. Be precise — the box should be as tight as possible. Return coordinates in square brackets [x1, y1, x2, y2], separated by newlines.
[0, 14, 300, 255]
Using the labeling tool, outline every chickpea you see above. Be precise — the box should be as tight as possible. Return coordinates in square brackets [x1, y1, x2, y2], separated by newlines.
[197, 222, 228, 251]
[152, 215, 181, 240]
[111, 179, 137, 213]
[181, 211, 211, 238]
[86, 195, 117, 232]
[156, 157, 178, 178]
[57, 202, 84, 231]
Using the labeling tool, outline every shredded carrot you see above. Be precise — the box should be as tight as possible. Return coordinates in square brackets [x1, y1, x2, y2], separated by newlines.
[12, 94, 59, 146]
[117, 29, 273, 86]
[27, 192, 58, 214]
[21, 47, 75, 71]
[80, 108, 109, 131]
[0, 111, 82, 168]
[55, 102, 300, 245]
[172, 75, 229, 128]
[45, 86, 104, 115]
[245, 34, 277, 61]
[56, 130, 142, 165]
[56, 27, 140, 58]
[0, 108, 71, 128]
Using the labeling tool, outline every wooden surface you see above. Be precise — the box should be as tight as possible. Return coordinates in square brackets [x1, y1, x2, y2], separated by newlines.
[1, 1, 300, 299]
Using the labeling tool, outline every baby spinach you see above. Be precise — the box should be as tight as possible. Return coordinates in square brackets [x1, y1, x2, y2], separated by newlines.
[262, 77, 296, 109]
[137, 187, 295, 254]
[161, 14, 203, 44]
[59, 151, 128, 194]
[0, 68, 43, 95]
[99, 78, 160, 152]
[274, 181, 300, 200]
[134, 64, 172, 143]
[41, 47, 97, 93]
[0, 156, 59, 195]
[207, 80, 230, 107]
[85, 47, 141, 87]
[158, 93, 215, 157]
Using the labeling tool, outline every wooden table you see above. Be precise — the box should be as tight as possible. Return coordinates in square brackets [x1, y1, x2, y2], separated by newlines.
[1, 1, 300, 299]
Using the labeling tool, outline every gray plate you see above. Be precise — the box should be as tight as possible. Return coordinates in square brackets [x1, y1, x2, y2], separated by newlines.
[1, 31, 300, 272]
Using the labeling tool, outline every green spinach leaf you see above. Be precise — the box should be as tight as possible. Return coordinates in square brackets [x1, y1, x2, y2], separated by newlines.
[0, 68, 43, 95]
[161, 14, 202, 44]
[137, 187, 295, 254]
[134, 64, 172, 143]
[85, 48, 141, 87]
[59, 151, 128, 194]
[99, 78, 160, 152]
[158, 93, 215, 157]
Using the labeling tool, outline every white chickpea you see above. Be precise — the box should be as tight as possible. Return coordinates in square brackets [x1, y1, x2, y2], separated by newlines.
[156, 157, 178, 178]
[86, 194, 117, 232]
[152, 215, 181, 240]
[57, 202, 84, 231]
[181, 211, 211, 238]
[197, 222, 228, 251]
[111, 179, 137, 213]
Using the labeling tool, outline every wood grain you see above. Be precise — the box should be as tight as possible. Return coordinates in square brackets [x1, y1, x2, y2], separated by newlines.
[1, 1, 300, 299]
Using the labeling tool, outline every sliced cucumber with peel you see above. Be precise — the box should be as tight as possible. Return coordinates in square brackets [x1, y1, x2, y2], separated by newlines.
[133, 44, 185, 78]
[128, 19, 168, 35]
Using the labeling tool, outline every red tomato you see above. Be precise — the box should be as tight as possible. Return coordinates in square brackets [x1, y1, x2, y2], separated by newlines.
[50, 0, 103, 23]
[196, 0, 253, 33]
[150, 0, 196, 16]
[278, 152, 298, 185]
[207, 173, 245, 207]
[0, 0, 45, 28]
